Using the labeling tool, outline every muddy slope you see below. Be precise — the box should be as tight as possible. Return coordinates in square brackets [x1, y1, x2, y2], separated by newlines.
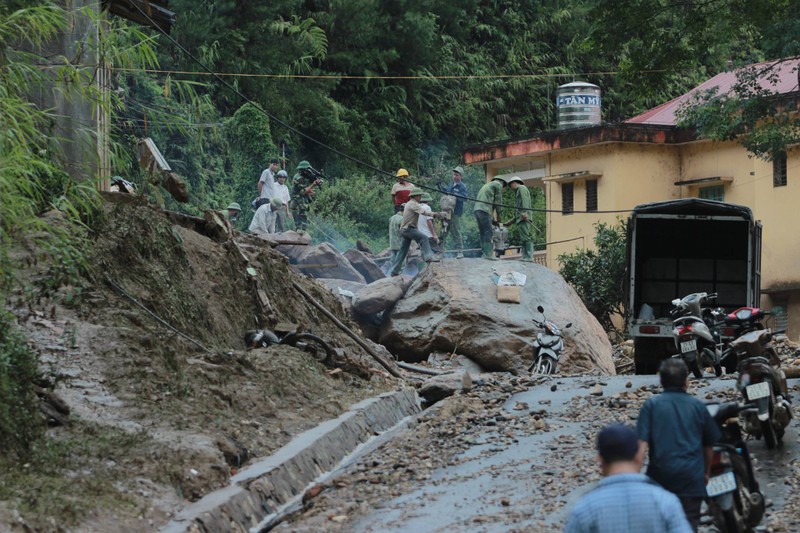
[1, 200, 398, 533]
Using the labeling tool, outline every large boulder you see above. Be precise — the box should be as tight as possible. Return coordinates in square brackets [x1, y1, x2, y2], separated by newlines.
[343, 249, 386, 283]
[352, 276, 411, 315]
[295, 243, 366, 283]
[274, 231, 312, 263]
[315, 278, 367, 312]
[379, 260, 615, 375]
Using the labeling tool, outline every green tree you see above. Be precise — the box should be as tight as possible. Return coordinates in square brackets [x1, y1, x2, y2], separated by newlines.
[677, 60, 800, 160]
[589, 0, 800, 156]
[0, 3, 92, 459]
[308, 173, 395, 251]
[558, 220, 627, 337]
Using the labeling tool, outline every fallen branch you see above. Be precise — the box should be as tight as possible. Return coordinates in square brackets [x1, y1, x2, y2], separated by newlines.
[396, 361, 446, 376]
[615, 361, 635, 373]
[291, 281, 403, 378]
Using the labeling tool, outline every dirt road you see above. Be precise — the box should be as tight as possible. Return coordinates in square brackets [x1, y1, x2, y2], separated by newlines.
[280, 373, 800, 533]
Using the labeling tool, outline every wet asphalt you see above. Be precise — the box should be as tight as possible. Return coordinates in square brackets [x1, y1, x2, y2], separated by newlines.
[340, 374, 800, 533]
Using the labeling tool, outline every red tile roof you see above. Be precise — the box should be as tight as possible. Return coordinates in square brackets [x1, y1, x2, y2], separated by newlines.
[626, 58, 800, 126]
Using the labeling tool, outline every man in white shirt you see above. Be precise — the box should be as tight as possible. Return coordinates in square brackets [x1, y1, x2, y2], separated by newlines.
[418, 193, 440, 252]
[389, 188, 444, 276]
[257, 158, 279, 208]
[273, 170, 291, 232]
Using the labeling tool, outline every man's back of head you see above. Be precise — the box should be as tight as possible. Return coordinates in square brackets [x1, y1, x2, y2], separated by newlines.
[659, 358, 689, 389]
[597, 423, 640, 465]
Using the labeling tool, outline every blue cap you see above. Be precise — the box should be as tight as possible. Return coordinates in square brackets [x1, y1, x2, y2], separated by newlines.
[597, 423, 639, 462]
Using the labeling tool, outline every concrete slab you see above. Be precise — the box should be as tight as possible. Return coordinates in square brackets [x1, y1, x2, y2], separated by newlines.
[160, 388, 420, 533]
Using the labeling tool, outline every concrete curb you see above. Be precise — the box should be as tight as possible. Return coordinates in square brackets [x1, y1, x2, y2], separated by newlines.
[161, 388, 421, 533]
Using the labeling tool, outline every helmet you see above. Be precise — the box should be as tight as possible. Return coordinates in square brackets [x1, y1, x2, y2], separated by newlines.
[227, 202, 241, 211]
[420, 193, 433, 202]
[452, 166, 464, 175]
[507, 176, 524, 186]
[277, 170, 288, 178]
[492, 176, 507, 185]
[270, 197, 285, 208]
[296, 160, 312, 170]
[396, 168, 410, 178]
[409, 187, 425, 197]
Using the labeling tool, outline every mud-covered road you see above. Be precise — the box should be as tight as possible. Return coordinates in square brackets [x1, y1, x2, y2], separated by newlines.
[280, 373, 800, 533]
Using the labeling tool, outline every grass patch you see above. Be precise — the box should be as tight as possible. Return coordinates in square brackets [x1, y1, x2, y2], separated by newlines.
[0, 421, 151, 528]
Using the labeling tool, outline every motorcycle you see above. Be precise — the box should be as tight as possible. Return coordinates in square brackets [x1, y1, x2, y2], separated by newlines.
[717, 307, 769, 372]
[670, 292, 723, 378]
[244, 328, 334, 364]
[705, 401, 765, 532]
[527, 305, 571, 375]
[733, 329, 792, 449]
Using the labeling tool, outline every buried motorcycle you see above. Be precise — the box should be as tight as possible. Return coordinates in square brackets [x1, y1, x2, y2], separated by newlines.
[705, 401, 765, 532]
[527, 305, 571, 375]
[732, 329, 792, 449]
[670, 292, 723, 378]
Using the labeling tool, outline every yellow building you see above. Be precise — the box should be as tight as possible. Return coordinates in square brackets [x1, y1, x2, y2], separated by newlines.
[464, 59, 800, 337]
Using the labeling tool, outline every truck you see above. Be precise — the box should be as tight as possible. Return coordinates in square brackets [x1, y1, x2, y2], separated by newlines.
[625, 198, 762, 374]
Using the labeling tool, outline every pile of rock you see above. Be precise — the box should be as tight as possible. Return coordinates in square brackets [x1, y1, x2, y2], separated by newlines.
[277, 238, 616, 377]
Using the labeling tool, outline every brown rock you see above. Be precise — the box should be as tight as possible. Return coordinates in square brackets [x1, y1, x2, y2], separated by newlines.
[379, 260, 615, 374]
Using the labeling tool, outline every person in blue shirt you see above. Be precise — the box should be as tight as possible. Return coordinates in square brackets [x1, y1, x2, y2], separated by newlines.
[446, 166, 468, 258]
[564, 423, 692, 533]
[637, 358, 721, 532]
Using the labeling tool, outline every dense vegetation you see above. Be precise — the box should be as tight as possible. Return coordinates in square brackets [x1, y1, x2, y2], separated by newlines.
[559, 220, 627, 338]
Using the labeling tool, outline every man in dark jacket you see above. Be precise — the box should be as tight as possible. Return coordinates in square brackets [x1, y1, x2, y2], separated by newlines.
[446, 166, 469, 258]
[637, 358, 720, 532]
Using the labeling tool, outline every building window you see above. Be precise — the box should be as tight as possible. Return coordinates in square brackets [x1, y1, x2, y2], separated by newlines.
[699, 185, 724, 202]
[774, 152, 787, 187]
[562, 182, 574, 215]
[586, 180, 598, 212]
[772, 299, 789, 332]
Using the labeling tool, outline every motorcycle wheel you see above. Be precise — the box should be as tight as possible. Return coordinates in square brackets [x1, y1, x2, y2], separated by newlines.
[280, 333, 334, 364]
[688, 360, 703, 379]
[760, 419, 778, 450]
[532, 357, 555, 375]
[712, 455, 764, 532]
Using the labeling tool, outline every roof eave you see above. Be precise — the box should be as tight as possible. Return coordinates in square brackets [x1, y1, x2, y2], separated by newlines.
[104, 0, 176, 33]
[463, 123, 697, 165]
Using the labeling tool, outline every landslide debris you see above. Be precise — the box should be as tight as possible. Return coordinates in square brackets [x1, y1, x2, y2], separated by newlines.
[1, 199, 398, 533]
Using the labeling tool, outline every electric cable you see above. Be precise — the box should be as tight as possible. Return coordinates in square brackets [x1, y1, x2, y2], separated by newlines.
[127, 2, 636, 215]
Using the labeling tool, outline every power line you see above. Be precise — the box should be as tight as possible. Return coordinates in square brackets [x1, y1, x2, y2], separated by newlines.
[110, 66, 669, 80]
[127, 2, 634, 216]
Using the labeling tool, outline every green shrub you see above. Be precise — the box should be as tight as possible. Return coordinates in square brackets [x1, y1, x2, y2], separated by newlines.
[0, 312, 45, 460]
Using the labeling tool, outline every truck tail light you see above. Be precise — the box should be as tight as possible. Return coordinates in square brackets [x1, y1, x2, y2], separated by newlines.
[639, 325, 660, 334]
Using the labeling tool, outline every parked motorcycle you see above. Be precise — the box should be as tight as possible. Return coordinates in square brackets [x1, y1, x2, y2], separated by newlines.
[717, 307, 769, 372]
[527, 305, 571, 375]
[733, 329, 792, 449]
[705, 401, 765, 532]
[670, 292, 723, 378]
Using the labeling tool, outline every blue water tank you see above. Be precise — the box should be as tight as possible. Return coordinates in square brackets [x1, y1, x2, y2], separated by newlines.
[556, 82, 601, 130]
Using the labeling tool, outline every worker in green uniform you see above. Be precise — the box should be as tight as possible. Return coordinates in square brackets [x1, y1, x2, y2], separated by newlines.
[473, 176, 507, 260]
[291, 160, 322, 231]
[504, 176, 535, 262]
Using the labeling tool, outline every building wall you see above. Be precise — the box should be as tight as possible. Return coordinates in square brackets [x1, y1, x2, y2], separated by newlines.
[520, 138, 800, 337]
[543, 143, 682, 267]
[680, 141, 800, 299]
